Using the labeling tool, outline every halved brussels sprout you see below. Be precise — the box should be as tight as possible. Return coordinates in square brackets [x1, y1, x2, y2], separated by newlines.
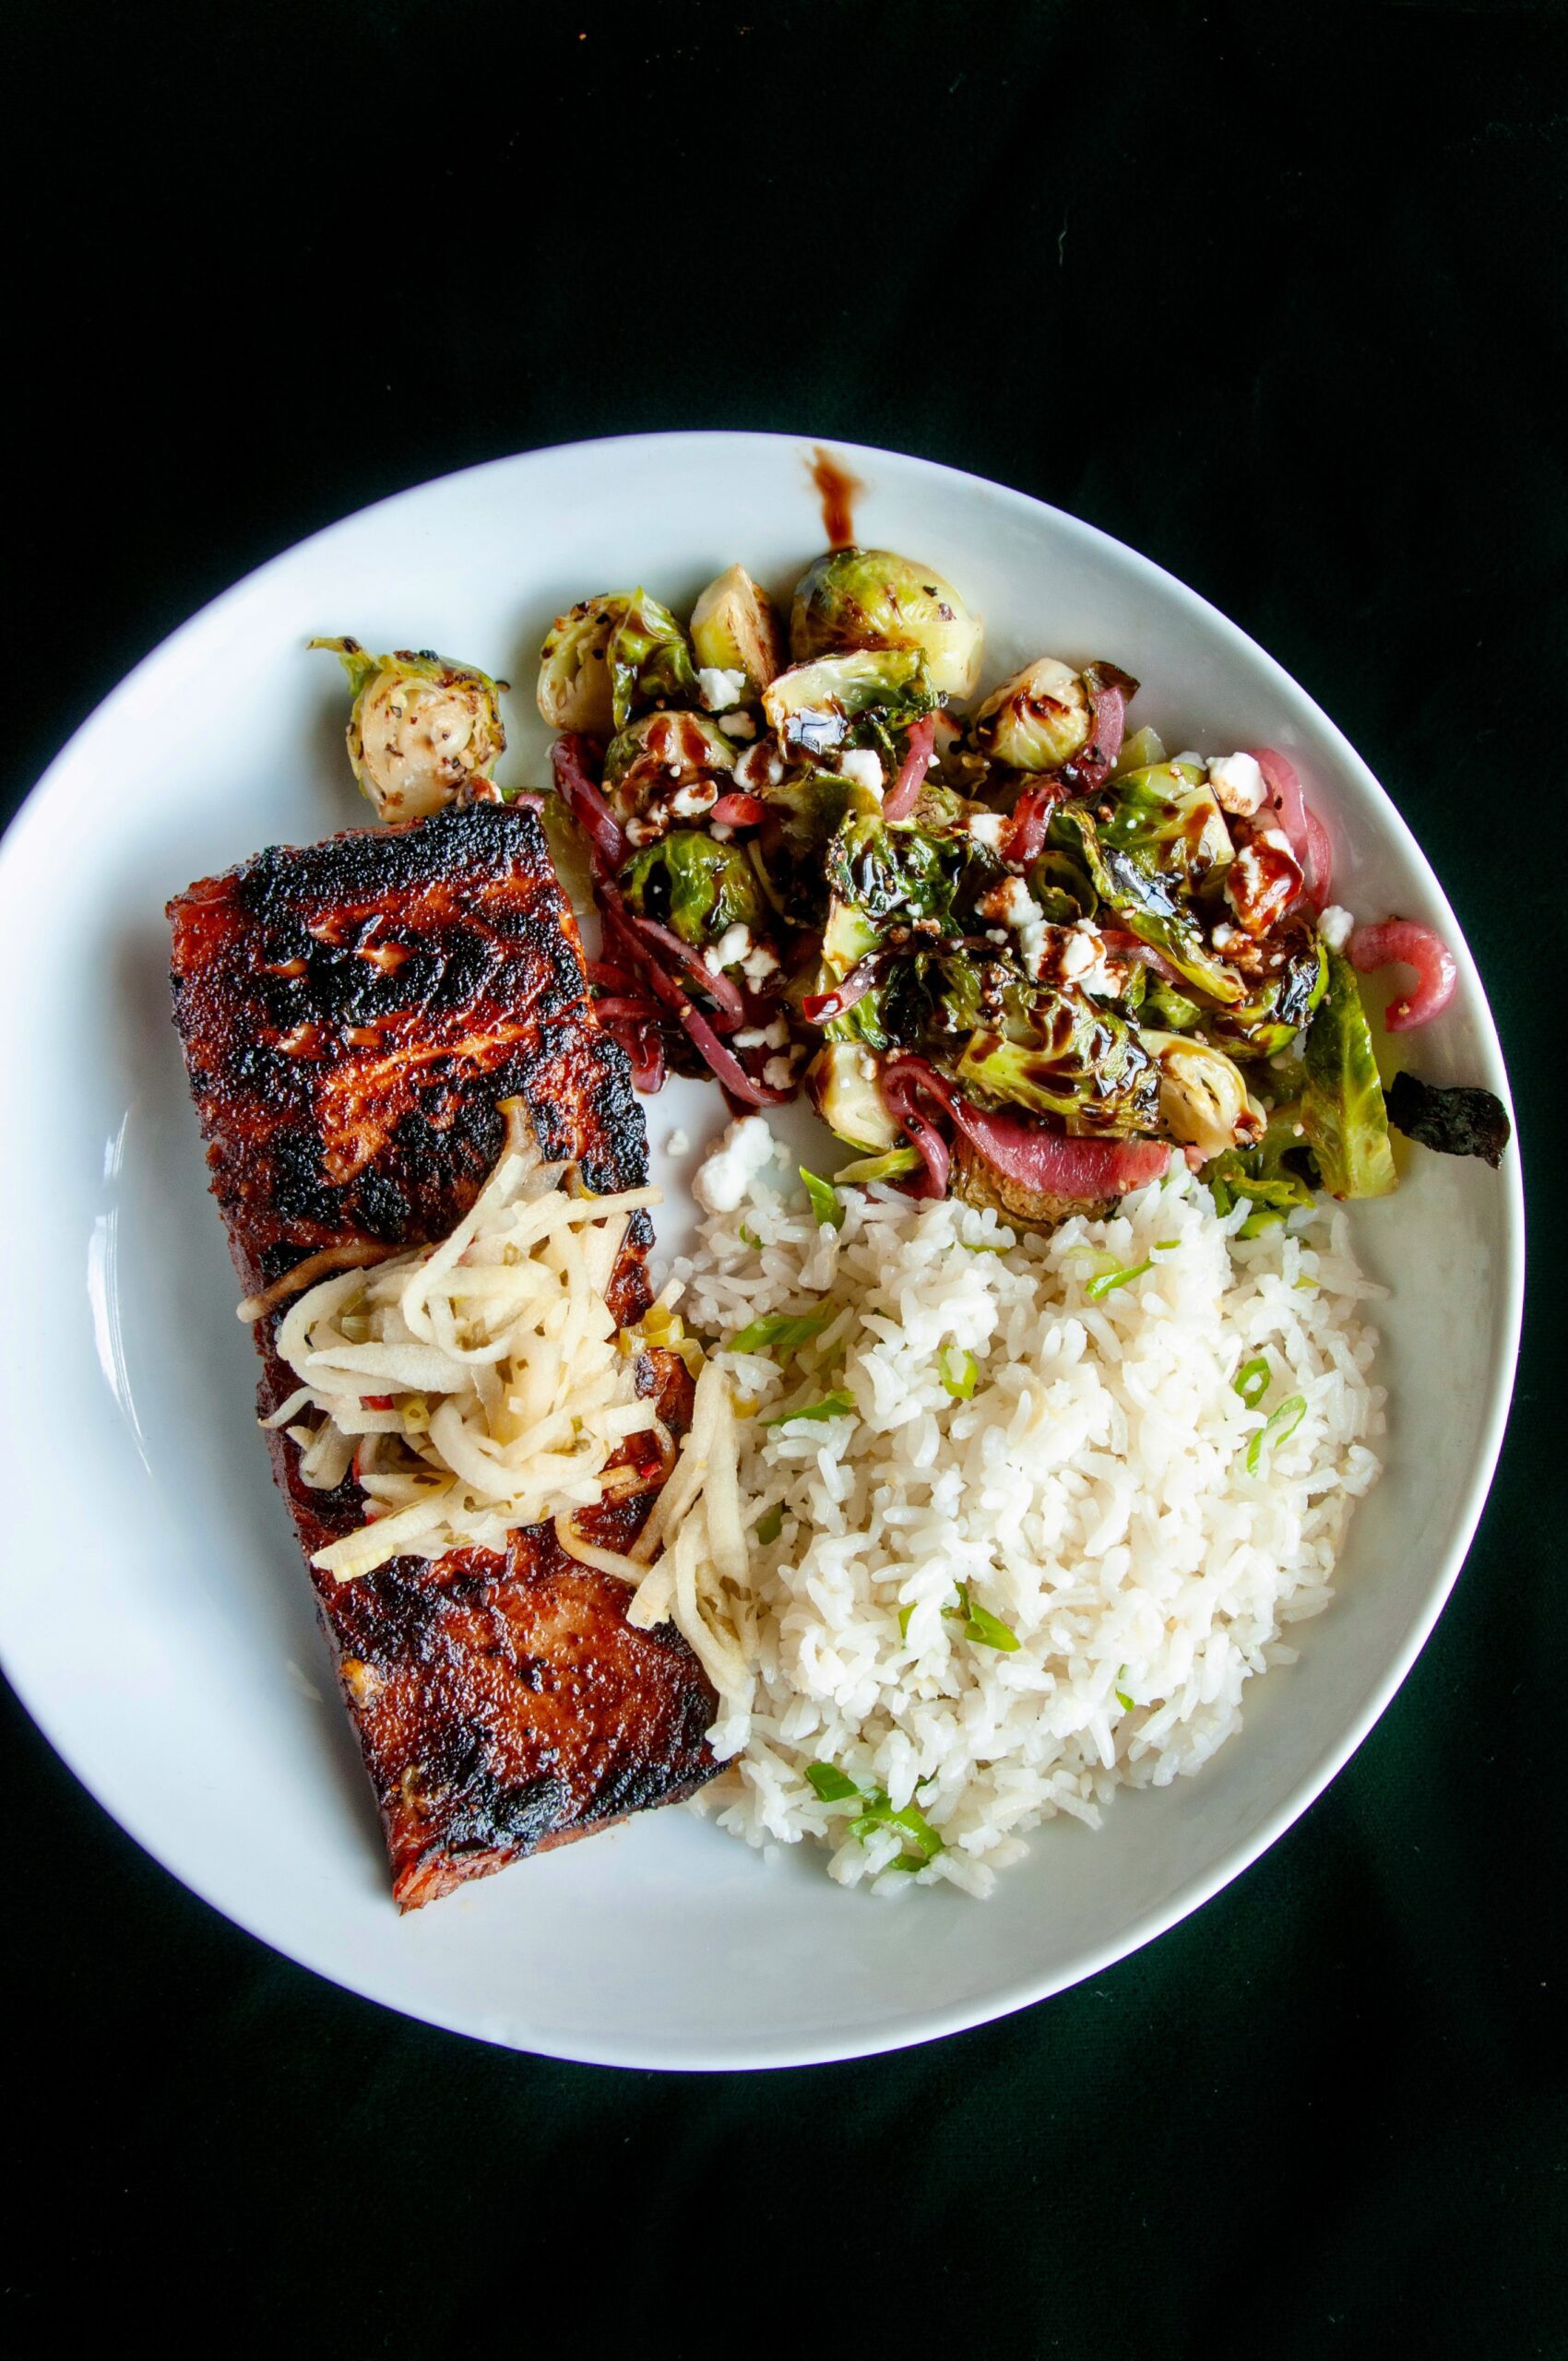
[690, 564, 785, 696]
[790, 547, 984, 700]
[807, 1042, 900, 1152]
[762, 650, 933, 758]
[1205, 922, 1327, 1060]
[536, 590, 697, 735]
[1098, 763, 1233, 887]
[1048, 803, 1244, 1005]
[621, 829, 763, 947]
[956, 991, 1159, 1135]
[1140, 1031, 1256, 1161]
[311, 638, 507, 823]
[601, 710, 736, 815]
[973, 657, 1090, 772]
[1114, 725, 1168, 777]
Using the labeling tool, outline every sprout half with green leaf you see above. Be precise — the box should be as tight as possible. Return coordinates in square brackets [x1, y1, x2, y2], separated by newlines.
[537, 589, 697, 735]
[790, 547, 984, 700]
[312, 638, 507, 823]
[690, 564, 785, 697]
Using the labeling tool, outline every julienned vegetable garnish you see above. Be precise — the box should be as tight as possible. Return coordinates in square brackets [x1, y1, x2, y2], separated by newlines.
[533, 547, 1506, 1226]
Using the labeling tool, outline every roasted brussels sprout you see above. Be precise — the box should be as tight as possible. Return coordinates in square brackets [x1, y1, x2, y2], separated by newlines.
[1114, 725, 1168, 777]
[973, 657, 1090, 773]
[1301, 948, 1397, 1198]
[824, 807, 962, 933]
[601, 710, 736, 817]
[762, 650, 933, 758]
[956, 991, 1159, 1135]
[807, 1041, 900, 1152]
[1097, 762, 1234, 888]
[1048, 804, 1243, 1005]
[537, 590, 697, 735]
[1206, 1114, 1317, 1219]
[1140, 1031, 1256, 1161]
[621, 829, 763, 947]
[690, 564, 785, 696]
[311, 638, 506, 823]
[1204, 922, 1327, 1061]
[790, 547, 984, 700]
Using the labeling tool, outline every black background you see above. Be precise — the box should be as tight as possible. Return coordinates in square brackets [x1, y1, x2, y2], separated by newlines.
[5, 2, 1564, 2351]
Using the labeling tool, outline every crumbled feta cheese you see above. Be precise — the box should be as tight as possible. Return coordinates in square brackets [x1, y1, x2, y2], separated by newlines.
[1317, 902, 1355, 952]
[1208, 751, 1266, 816]
[733, 1019, 789, 1049]
[985, 927, 1008, 945]
[968, 812, 1006, 852]
[837, 748, 885, 796]
[720, 708, 756, 739]
[1255, 825, 1296, 859]
[624, 815, 662, 848]
[698, 665, 749, 714]
[1017, 919, 1050, 979]
[1212, 920, 1241, 952]
[694, 1116, 775, 1213]
[1172, 750, 1205, 768]
[740, 940, 779, 987]
[704, 922, 752, 975]
[980, 874, 1043, 931]
[1058, 926, 1097, 981]
[709, 822, 734, 842]
[762, 1055, 794, 1090]
[665, 1129, 690, 1157]
[669, 777, 719, 818]
[736, 741, 784, 791]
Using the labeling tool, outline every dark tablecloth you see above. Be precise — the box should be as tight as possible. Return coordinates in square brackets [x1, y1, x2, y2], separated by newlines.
[5, 3, 1562, 2349]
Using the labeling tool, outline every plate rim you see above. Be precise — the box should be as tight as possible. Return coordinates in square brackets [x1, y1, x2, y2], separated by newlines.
[0, 429, 1526, 2070]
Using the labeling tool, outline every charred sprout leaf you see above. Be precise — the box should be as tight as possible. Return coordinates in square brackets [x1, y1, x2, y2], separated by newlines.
[1246, 1393, 1308, 1474]
[790, 546, 984, 700]
[835, 1143, 922, 1183]
[1233, 1356, 1271, 1408]
[762, 649, 933, 759]
[1144, 976, 1205, 1031]
[1205, 1108, 1317, 1218]
[1385, 1071, 1511, 1169]
[622, 830, 763, 947]
[762, 1390, 856, 1427]
[938, 1342, 979, 1399]
[690, 564, 784, 694]
[944, 1582, 1021, 1652]
[1205, 923, 1327, 1061]
[800, 1167, 846, 1229]
[1049, 803, 1244, 1005]
[808, 1042, 901, 1152]
[1141, 1030, 1256, 1162]
[755, 1503, 784, 1546]
[730, 1307, 834, 1359]
[975, 656, 1091, 771]
[1302, 948, 1397, 1199]
[760, 766, 854, 861]
[1097, 762, 1233, 888]
[956, 990, 1160, 1136]
[311, 638, 507, 823]
[805, 1761, 861, 1803]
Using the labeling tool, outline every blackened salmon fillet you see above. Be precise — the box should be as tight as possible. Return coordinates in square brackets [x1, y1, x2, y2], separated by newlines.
[168, 800, 717, 1909]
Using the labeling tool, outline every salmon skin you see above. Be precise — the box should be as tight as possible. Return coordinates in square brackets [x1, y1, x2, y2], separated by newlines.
[168, 801, 717, 1909]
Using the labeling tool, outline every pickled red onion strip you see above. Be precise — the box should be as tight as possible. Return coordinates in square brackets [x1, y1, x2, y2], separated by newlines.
[1348, 919, 1458, 1031]
[883, 716, 937, 822]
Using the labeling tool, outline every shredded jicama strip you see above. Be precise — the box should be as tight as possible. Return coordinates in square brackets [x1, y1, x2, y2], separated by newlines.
[260, 1100, 755, 1744]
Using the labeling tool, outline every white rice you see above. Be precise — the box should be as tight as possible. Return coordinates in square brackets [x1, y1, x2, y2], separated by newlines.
[666, 1125, 1385, 1897]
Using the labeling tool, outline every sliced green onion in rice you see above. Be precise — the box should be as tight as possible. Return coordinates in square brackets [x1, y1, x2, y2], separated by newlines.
[762, 1389, 856, 1427]
[1086, 1257, 1153, 1301]
[945, 1581, 1020, 1652]
[730, 1306, 833, 1359]
[961, 1239, 1012, 1255]
[1246, 1393, 1308, 1474]
[754, 1502, 784, 1546]
[1154, 1239, 1180, 1252]
[1115, 1686, 1134, 1711]
[938, 1343, 978, 1400]
[835, 1145, 921, 1184]
[1233, 1356, 1271, 1409]
[800, 1167, 845, 1230]
[740, 1223, 761, 1248]
[804, 1761, 860, 1803]
[1238, 1209, 1286, 1240]
[850, 1787, 944, 1862]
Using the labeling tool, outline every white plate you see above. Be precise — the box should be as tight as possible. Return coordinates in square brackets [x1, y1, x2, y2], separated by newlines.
[0, 433, 1523, 2070]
